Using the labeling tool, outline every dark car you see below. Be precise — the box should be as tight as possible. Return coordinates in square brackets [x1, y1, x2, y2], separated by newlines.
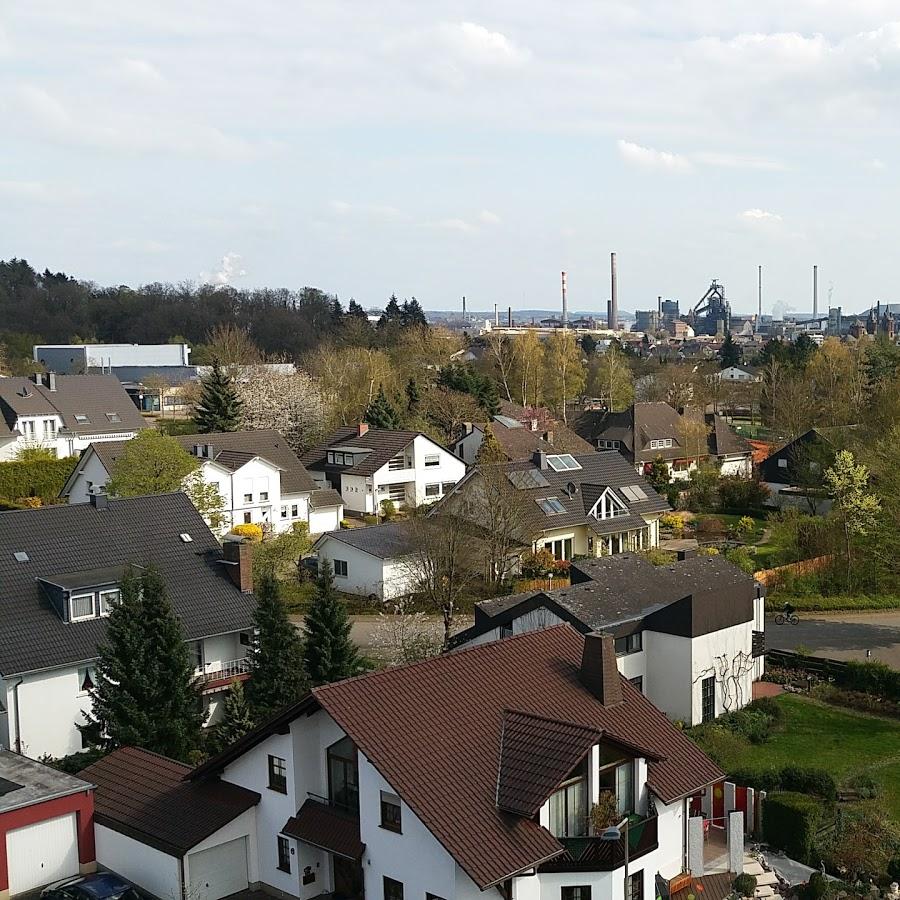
[42, 873, 141, 900]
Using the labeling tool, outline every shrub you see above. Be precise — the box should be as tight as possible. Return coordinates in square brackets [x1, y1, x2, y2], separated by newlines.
[763, 791, 827, 864]
[380, 499, 397, 520]
[718, 476, 770, 512]
[738, 515, 757, 534]
[733, 874, 757, 897]
[363, 514, 378, 525]
[839, 660, 900, 702]
[697, 516, 725, 535]
[521, 548, 555, 578]
[660, 513, 684, 535]
[780, 765, 836, 800]
[844, 773, 878, 800]
[749, 696, 784, 723]
[551, 559, 570, 577]
[725, 546, 756, 573]
[230, 523, 263, 542]
[804, 871, 828, 900]
[0, 456, 77, 504]
[339, 519, 352, 529]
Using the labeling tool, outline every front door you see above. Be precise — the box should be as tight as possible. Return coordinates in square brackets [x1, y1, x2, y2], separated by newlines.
[333, 856, 364, 900]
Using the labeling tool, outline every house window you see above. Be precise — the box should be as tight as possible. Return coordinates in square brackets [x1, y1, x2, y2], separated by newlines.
[291, 504, 299, 517]
[328, 736, 359, 813]
[777, 458, 788, 469]
[281, 506, 289, 519]
[240, 631, 251, 646]
[537, 497, 566, 515]
[380, 791, 402, 833]
[388, 455, 406, 471]
[701, 676, 716, 723]
[243, 512, 252, 524]
[190, 641, 204, 673]
[627, 872, 643, 900]
[334, 559, 349, 577]
[615, 632, 642, 656]
[548, 758, 588, 837]
[268, 755, 288, 793]
[499, 623, 513, 639]
[99, 589, 120, 615]
[105, 412, 121, 423]
[425, 483, 441, 498]
[384, 878, 404, 900]
[74, 414, 90, 425]
[70, 593, 95, 621]
[442, 482, 456, 494]
[77, 666, 95, 695]
[387, 484, 406, 503]
[597, 753, 634, 817]
[243, 493, 254, 504]
[277, 835, 291, 872]
[544, 537, 573, 561]
[629, 676, 644, 693]
[562, 889, 591, 900]
[260, 491, 269, 501]
[424, 454, 440, 467]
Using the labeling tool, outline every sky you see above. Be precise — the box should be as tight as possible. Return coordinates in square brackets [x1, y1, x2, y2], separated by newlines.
[2, 2, 900, 316]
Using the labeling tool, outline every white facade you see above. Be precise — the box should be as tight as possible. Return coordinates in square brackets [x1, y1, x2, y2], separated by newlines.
[314, 535, 414, 601]
[96, 826, 182, 900]
[34, 343, 191, 372]
[0, 631, 249, 759]
[717, 366, 759, 383]
[0, 414, 141, 462]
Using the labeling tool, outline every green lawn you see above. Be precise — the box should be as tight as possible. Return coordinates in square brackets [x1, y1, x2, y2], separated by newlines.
[694, 512, 767, 543]
[693, 694, 900, 819]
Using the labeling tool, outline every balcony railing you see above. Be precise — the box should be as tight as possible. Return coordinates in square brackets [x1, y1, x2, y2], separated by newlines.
[539, 815, 659, 873]
[198, 657, 250, 685]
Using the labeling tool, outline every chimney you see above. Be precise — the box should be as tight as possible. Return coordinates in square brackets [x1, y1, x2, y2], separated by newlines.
[543, 430, 554, 444]
[357, 422, 369, 437]
[758, 265, 763, 320]
[47, 372, 57, 392]
[610, 252, 618, 332]
[31, 373, 43, 386]
[508, 306, 512, 328]
[90, 493, 109, 510]
[462, 295, 466, 316]
[561, 271, 568, 329]
[532, 450, 548, 470]
[192, 443, 203, 458]
[494, 303, 499, 328]
[813, 265, 818, 318]
[222, 536, 253, 593]
[579, 632, 623, 706]
[657, 295, 662, 315]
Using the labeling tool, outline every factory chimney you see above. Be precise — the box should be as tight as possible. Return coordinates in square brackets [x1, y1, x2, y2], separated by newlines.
[657, 295, 662, 315]
[609, 252, 618, 332]
[462, 295, 466, 317]
[813, 265, 818, 318]
[561, 271, 568, 329]
[494, 303, 499, 327]
[508, 306, 512, 327]
[758, 265, 762, 320]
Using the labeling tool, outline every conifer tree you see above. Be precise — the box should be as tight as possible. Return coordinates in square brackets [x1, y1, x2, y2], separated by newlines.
[81, 567, 205, 762]
[347, 299, 369, 321]
[719, 331, 741, 369]
[405, 377, 421, 413]
[400, 297, 428, 329]
[193, 359, 243, 433]
[364, 384, 402, 429]
[303, 561, 364, 686]
[377, 294, 403, 330]
[246, 571, 307, 720]
[210, 679, 255, 752]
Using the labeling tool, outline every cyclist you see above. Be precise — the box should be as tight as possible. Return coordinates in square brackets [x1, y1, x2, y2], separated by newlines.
[783, 601, 796, 619]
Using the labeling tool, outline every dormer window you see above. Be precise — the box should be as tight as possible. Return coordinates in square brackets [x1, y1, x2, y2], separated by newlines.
[589, 488, 628, 520]
[70, 593, 95, 621]
[74, 414, 90, 425]
[548, 757, 588, 837]
[99, 589, 121, 615]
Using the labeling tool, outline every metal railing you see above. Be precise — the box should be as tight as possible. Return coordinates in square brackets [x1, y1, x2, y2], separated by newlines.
[540, 815, 659, 872]
[198, 657, 250, 684]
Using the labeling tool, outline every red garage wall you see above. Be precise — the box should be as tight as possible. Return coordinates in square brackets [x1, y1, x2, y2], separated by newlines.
[0, 791, 95, 892]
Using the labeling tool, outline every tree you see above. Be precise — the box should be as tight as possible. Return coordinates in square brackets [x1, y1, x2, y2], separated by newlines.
[644, 456, 670, 491]
[303, 561, 364, 685]
[346, 299, 369, 321]
[824, 450, 881, 590]
[183, 469, 228, 534]
[194, 360, 243, 433]
[107, 430, 199, 497]
[254, 523, 312, 579]
[512, 329, 545, 407]
[0, 342, 10, 377]
[377, 294, 403, 331]
[238, 368, 326, 452]
[677, 413, 710, 469]
[588, 344, 634, 411]
[421, 386, 482, 445]
[438, 364, 499, 416]
[581, 334, 597, 357]
[719, 331, 741, 368]
[404, 377, 421, 413]
[365, 384, 402, 429]
[543, 330, 586, 422]
[210, 679, 255, 753]
[80, 566, 205, 761]
[483, 331, 516, 401]
[246, 571, 308, 720]
[400, 297, 428, 329]
[203, 323, 263, 367]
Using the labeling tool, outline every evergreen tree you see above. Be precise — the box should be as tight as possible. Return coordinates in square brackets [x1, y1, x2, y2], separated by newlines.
[400, 297, 428, 329]
[193, 359, 243, 432]
[644, 455, 671, 492]
[377, 294, 403, 330]
[347, 299, 369, 321]
[581, 334, 598, 356]
[476, 428, 507, 465]
[246, 571, 307, 720]
[303, 561, 364, 686]
[210, 679, 255, 752]
[405, 377, 421, 413]
[81, 567, 205, 761]
[719, 331, 741, 368]
[364, 384, 402, 429]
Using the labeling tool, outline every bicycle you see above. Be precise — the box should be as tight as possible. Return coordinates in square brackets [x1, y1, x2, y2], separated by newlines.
[774, 612, 799, 625]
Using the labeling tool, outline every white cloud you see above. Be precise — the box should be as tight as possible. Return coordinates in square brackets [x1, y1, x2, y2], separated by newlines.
[0, 180, 48, 199]
[436, 22, 531, 68]
[866, 157, 887, 170]
[330, 200, 405, 221]
[118, 58, 165, 87]
[478, 209, 502, 225]
[201, 252, 246, 286]
[692, 151, 786, 171]
[110, 237, 168, 253]
[741, 208, 783, 223]
[433, 217, 478, 234]
[617, 139, 691, 172]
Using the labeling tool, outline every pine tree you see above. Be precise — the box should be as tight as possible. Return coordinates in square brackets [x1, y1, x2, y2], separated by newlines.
[330, 297, 345, 323]
[303, 561, 364, 686]
[405, 377, 421, 413]
[377, 294, 403, 330]
[193, 359, 243, 433]
[246, 571, 307, 720]
[81, 567, 205, 762]
[347, 299, 369, 321]
[400, 297, 428, 329]
[210, 679, 255, 753]
[364, 384, 402, 429]
[719, 331, 741, 369]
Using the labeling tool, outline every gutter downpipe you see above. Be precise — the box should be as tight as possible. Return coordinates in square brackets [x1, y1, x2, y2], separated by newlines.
[11, 678, 24, 754]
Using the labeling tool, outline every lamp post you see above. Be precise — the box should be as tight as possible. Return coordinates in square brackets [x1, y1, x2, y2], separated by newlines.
[600, 817, 630, 900]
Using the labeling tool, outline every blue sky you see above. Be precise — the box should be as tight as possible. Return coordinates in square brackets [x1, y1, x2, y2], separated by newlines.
[2, 2, 900, 315]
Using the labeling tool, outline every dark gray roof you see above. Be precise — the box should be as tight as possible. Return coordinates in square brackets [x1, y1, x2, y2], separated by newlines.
[0, 750, 93, 814]
[310, 488, 344, 510]
[0, 493, 257, 676]
[107, 366, 199, 387]
[315, 522, 415, 560]
[0, 375, 147, 436]
[301, 427, 425, 477]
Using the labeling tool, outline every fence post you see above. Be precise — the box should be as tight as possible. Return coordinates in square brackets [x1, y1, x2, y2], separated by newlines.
[745, 787, 755, 834]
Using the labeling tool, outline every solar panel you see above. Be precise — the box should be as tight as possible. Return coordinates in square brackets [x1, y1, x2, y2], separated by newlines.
[506, 470, 550, 490]
[620, 485, 648, 502]
[546, 454, 581, 472]
[493, 415, 523, 429]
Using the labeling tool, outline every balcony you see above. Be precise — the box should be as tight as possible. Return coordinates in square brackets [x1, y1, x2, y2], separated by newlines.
[539, 815, 658, 873]
[198, 657, 250, 691]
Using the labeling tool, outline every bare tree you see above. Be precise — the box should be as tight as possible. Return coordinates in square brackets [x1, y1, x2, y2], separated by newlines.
[206, 323, 263, 367]
[238, 369, 326, 452]
[676, 412, 710, 468]
[371, 598, 443, 665]
[483, 331, 516, 401]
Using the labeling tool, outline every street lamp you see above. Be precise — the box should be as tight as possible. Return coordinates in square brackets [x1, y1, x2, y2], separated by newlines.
[600, 817, 630, 900]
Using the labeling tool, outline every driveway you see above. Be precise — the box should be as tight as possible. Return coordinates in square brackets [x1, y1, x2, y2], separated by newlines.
[766, 610, 900, 668]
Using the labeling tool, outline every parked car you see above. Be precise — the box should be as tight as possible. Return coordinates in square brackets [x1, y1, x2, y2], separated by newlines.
[42, 873, 141, 900]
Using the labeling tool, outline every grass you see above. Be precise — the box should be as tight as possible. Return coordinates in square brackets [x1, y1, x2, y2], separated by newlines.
[766, 593, 900, 612]
[692, 694, 900, 820]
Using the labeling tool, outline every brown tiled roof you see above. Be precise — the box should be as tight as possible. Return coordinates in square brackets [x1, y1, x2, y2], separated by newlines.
[300, 426, 422, 477]
[80, 746, 260, 856]
[282, 798, 365, 861]
[313, 625, 723, 889]
[496, 401, 594, 456]
[487, 422, 555, 461]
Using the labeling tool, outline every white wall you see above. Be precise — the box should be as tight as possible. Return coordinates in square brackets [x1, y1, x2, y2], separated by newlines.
[453, 429, 483, 466]
[644, 631, 693, 725]
[688, 621, 755, 724]
[340, 474, 373, 514]
[719, 455, 752, 478]
[65, 451, 112, 503]
[308, 504, 342, 535]
[184, 807, 259, 888]
[96, 825, 182, 900]
[316, 538, 414, 600]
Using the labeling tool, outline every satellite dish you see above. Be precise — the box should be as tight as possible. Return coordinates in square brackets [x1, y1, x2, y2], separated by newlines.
[567, 481, 578, 497]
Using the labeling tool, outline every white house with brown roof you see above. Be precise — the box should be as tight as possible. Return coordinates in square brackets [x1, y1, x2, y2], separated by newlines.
[173, 625, 725, 900]
[302, 424, 466, 515]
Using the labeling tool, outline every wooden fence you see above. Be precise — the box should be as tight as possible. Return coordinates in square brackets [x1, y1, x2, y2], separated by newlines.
[766, 649, 848, 679]
[753, 555, 833, 588]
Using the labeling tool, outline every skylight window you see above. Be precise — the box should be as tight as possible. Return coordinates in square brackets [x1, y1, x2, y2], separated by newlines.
[620, 484, 648, 502]
[74, 414, 90, 425]
[179, 533, 193, 543]
[546, 454, 582, 472]
[105, 412, 121, 423]
[537, 497, 567, 515]
[13, 551, 29, 563]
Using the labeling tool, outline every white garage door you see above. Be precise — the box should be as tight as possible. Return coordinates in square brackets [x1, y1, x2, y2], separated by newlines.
[7, 813, 79, 895]
[188, 837, 248, 900]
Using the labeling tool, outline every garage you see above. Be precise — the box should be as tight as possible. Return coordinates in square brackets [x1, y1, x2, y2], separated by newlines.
[188, 837, 249, 900]
[7, 813, 80, 894]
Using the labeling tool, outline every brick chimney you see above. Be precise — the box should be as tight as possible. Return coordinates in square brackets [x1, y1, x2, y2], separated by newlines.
[532, 450, 548, 470]
[222, 536, 253, 593]
[357, 422, 369, 437]
[579, 632, 623, 707]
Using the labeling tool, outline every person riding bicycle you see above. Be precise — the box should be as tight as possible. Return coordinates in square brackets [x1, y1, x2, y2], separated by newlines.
[782, 601, 796, 619]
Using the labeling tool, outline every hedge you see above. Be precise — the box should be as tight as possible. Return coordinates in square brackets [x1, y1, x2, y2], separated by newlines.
[0, 457, 77, 503]
[729, 765, 836, 800]
[840, 660, 900, 702]
[762, 791, 827, 864]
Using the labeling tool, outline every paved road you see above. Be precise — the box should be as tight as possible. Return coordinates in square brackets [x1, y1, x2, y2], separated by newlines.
[766, 610, 900, 668]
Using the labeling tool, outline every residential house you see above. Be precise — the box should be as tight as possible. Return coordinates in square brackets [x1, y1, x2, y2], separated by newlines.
[0, 374, 147, 461]
[0, 493, 257, 758]
[61, 430, 343, 535]
[715, 365, 761, 383]
[454, 553, 766, 725]
[313, 523, 418, 600]
[93, 625, 723, 900]
[0, 751, 96, 898]
[301, 424, 466, 514]
[572, 403, 752, 480]
[33, 343, 191, 374]
[444, 450, 669, 560]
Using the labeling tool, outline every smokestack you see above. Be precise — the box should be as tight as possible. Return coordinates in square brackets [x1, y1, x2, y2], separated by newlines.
[610, 252, 618, 332]
[494, 303, 499, 327]
[657, 295, 662, 315]
[462, 295, 466, 316]
[561, 271, 568, 328]
[758, 265, 762, 320]
[813, 265, 818, 318]
[508, 306, 512, 327]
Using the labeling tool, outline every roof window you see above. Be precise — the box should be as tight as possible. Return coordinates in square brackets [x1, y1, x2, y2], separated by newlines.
[13, 551, 29, 563]
[179, 533, 193, 543]
[105, 412, 121, 423]
[546, 454, 582, 472]
[537, 497, 567, 515]
[74, 414, 90, 425]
